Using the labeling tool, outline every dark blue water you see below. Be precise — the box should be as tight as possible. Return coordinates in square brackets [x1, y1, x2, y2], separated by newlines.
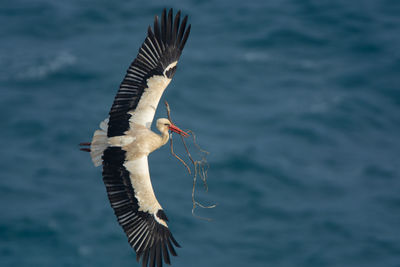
[1, 1, 400, 266]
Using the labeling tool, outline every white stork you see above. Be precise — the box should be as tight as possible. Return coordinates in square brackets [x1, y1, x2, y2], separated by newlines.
[80, 8, 191, 267]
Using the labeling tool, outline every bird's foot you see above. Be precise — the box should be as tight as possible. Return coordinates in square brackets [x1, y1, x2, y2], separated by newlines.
[79, 142, 91, 152]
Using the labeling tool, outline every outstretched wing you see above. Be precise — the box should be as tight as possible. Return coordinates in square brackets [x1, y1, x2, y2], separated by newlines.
[107, 8, 191, 138]
[101, 9, 190, 267]
[103, 147, 180, 267]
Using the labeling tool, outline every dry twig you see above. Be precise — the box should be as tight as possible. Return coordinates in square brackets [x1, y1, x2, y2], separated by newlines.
[164, 101, 216, 220]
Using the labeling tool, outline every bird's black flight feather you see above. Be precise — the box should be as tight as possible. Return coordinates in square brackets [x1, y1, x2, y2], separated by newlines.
[107, 8, 191, 138]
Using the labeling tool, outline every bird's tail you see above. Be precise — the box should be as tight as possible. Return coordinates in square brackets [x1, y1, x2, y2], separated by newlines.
[86, 118, 109, 167]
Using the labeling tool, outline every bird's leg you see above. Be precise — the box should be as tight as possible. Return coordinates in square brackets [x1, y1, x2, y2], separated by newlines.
[79, 142, 91, 152]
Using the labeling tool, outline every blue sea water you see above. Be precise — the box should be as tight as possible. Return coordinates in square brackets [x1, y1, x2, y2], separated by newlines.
[1, 0, 400, 266]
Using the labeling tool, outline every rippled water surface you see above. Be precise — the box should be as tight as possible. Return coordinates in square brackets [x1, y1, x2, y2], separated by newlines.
[1, 1, 400, 266]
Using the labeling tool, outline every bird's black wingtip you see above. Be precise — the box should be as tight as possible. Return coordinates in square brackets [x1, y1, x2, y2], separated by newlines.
[151, 8, 190, 51]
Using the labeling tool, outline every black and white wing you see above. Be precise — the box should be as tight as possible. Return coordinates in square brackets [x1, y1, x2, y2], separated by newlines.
[101, 9, 190, 267]
[107, 8, 191, 138]
[103, 148, 180, 267]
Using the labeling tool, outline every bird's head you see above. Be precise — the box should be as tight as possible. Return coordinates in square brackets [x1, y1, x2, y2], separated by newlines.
[156, 118, 189, 137]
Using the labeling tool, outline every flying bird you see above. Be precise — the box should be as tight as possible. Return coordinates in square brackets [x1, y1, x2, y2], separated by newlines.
[80, 8, 191, 267]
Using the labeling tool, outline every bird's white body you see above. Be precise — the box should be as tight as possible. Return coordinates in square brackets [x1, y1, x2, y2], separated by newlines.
[90, 116, 171, 225]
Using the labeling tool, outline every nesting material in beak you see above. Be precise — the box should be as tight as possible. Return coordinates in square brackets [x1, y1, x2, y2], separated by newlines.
[169, 123, 189, 137]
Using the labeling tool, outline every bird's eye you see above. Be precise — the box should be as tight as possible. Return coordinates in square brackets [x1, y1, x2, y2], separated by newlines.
[164, 123, 169, 126]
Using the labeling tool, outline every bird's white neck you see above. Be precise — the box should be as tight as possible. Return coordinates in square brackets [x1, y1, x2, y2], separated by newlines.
[158, 130, 170, 148]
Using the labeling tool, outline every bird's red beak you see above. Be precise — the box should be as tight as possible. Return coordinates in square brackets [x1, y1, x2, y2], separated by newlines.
[169, 123, 189, 137]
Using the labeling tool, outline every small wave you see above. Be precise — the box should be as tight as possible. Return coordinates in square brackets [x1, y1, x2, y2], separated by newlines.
[17, 51, 76, 80]
[243, 51, 271, 62]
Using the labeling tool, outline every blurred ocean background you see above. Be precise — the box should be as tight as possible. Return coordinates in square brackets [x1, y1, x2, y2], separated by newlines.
[1, 0, 400, 266]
